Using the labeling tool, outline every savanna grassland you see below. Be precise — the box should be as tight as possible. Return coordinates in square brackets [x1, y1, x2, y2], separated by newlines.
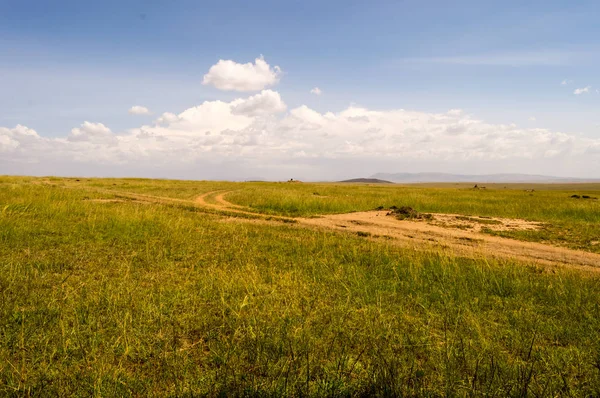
[1, 176, 600, 396]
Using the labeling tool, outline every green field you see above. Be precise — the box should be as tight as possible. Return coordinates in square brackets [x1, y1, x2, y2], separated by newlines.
[44, 176, 600, 253]
[2, 176, 600, 396]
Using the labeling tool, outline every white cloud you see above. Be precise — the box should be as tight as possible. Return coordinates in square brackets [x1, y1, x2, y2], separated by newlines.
[0, 132, 20, 152]
[128, 105, 151, 115]
[574, 86, 591, 95]
[447, 109, 463, 116]
[1, 91, 599, 179]
[68, 122, 115, 143]
[154, 112, 179, 125]
[561, 79, 572, 85]
[310, 87, 322, 96]
[1, 124, 39, 139]
[232, 90, 286, 116]
[202, 56, 282, 92]
[529, 116, 536, 121]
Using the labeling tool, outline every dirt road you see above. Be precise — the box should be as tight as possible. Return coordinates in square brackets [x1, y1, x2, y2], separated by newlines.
[68, 182, 600, 270]
[197, 191, 600, 270]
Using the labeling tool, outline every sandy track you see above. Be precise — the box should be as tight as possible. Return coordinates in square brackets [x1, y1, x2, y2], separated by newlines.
[67, 183, 600, 270]
[200, 191, 600, 270]
[195, 191, 262, 216]
[194, 191, 223, 208]
[195, 191, 246, 209]
[301, 211, 600, 269]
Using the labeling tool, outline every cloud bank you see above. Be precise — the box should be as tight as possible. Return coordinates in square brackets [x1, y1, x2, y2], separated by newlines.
[2, 56, 599, 180]
[2, 89, 599, 180]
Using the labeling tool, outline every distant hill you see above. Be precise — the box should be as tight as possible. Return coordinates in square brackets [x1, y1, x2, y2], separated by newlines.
[371, 172, 600, 183]
[339, 178, 393, 184]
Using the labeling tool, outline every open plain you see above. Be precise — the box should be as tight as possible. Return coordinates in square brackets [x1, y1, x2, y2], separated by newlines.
[2, 176, 600, 396]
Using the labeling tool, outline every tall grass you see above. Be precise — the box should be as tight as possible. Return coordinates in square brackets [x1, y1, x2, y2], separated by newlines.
[1, 178, 600, 396]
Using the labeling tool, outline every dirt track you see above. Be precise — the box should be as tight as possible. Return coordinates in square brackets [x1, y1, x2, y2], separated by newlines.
[196, 191, 600, 270]
[70, 182, 600, 271]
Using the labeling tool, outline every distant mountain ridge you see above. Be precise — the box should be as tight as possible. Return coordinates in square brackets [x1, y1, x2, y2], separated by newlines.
[339, 178, 393, 184]
[371, 172, 600, 183]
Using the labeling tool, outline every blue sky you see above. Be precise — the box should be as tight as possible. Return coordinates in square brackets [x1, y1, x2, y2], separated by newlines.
[1, 0, 599, 179]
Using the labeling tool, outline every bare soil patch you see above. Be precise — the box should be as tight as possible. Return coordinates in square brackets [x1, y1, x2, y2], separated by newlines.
[429, 213, 543, 232]
[385, 207, 542, 233]
[300, 211, 600, 269]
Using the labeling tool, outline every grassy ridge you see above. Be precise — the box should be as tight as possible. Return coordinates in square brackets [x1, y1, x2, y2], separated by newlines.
[1, 177, 600, 395]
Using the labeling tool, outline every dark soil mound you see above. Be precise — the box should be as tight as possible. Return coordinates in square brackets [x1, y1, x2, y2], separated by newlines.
[387, 206, 432, 220]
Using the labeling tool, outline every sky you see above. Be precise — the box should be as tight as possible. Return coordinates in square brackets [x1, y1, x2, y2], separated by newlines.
[1, 0, 599, 181]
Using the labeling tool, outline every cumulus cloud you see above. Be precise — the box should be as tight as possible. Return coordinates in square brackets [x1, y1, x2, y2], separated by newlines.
[0, 125, 42, 153]
[310, 87, 322, 96]
[561, 79, 572, 85]
[68, 122, 114, 142]
[231, 90, 286, 116]
[1, 90, 599, 179]
[154, 112, 179, 125]
[0, 130, 21, 152]
[202, 56, 282, 92]
[128, 105, 151, 115]
[574, 86, 591, 95]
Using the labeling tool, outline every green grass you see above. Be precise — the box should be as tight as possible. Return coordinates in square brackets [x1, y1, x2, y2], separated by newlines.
[224, 182, 599, 221]
[228, 183, 600, 253]
[31, 175, 600, 252]
[2, 177, 600, 396]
